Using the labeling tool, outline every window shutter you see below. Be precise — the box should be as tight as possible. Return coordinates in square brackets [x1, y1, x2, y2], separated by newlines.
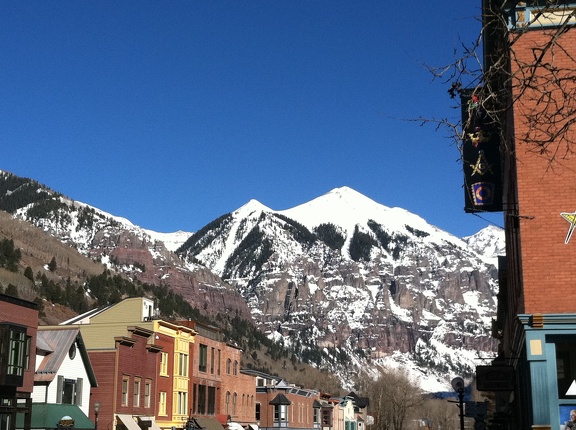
[56, 376, 64, 403]
[75, 378, 83, 405]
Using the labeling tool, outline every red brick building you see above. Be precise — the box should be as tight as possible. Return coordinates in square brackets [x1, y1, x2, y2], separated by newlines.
[0, 294, 38, 430]
[482, 1, 576, 429]
[177, 321, 256, 429]
[220, 343, 256, 426]
[88, 326, 161, 430]
[241, 370, 320, 430]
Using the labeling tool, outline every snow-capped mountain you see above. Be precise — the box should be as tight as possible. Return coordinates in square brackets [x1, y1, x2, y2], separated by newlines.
[463, 225, 506, 266]
[0, 170, 504, 392]
[179, 186, 502, 391]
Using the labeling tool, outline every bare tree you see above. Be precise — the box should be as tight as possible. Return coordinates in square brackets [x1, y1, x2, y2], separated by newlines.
[418, 399, 460, 430]
[425, 1, 576, 166]
[363, 368, 425, 430]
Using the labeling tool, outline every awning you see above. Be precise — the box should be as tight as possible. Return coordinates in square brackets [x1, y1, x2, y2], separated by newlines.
[248, 425, 259, 430]
[16, 403, 95, 429]
[194, 417, 226, 430]
[227, 422, 244, 430]
[117, 414, 144, 430]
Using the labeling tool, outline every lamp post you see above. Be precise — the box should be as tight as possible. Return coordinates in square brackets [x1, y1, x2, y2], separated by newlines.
[451, 377, 465, 430]
[94, 402, 101, 430]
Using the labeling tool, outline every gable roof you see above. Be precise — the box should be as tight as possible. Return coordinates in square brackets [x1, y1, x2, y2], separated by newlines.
[35, 327, 97, 387]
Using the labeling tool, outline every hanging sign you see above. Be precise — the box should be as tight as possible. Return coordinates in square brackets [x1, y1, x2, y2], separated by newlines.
[476, 365, 514, 391]
[461, 90, 503, 212]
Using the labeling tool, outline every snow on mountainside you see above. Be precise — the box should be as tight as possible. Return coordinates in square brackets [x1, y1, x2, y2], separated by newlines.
[179, 186, 503, 392]
[279, 186, 468, 256]
[463, 225, 505, 266]
[145, 229, 193, 252]
[0, 170, 504, 392]
[0, 170, 251, 320]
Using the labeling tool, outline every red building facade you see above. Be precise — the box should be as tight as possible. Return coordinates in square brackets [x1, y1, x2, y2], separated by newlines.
[88, 326, 161, 430]
[483, 1, 576, 429]
[178, 321, 257, 428]
[0, 294, 38, 430]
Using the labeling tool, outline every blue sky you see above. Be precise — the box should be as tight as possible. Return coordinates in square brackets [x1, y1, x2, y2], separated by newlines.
[0, 1, 502, 238]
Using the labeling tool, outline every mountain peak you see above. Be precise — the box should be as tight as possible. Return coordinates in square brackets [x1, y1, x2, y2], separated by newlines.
[324, 186, 378, 203]
[279, 187, 391, 233]
[235, 199, 272, 218]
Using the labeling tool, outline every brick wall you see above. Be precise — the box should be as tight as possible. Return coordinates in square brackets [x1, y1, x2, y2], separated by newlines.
[88, 328, 159, 429]
[509, 27, 576, 314]
[220, 343, 256, 424]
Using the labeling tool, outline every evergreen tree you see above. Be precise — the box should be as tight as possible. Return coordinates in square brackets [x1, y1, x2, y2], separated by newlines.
[0, 239, 21, 272]
[24, 266, 34, 282]
[5, 284, 19, 298]
[48, 256, 57, 272]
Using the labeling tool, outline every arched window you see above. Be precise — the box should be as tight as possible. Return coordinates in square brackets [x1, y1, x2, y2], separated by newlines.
[226, 391, 231, 414]
[233, 360, 238, 375]
[226, 358, 232, 374]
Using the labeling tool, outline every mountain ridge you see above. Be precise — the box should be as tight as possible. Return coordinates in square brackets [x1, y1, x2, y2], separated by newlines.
[0, 169, 503, 392]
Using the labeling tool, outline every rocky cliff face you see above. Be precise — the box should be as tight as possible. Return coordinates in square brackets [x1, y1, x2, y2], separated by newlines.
[178, 187, 501, 390]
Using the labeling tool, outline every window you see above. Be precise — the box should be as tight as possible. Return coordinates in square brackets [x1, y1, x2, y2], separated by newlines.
[314, 408, 320, 424]
[176, 353, 189, 377]
[134, 378, 141, 407]
[322, 409, 331, 425]
[62, 379, 76, 404]
[208, 386, 216, 415]
[68, 343, 76, 360]
[160, 352, 169, 376]
[210, 347, 215, 374]
[174, 391, 187, 415]
[7, 328, 30, 376]
[557, 341, 576, 399]
[233, 360, 238, 375]
[122, 376, 129, 406]
[217, 349, 221, 375]
[274, 405, 288, 422]
[233, 393, 237, 415]
[159, 392, 167, 416]
[56, 376, 83, 405]
[226, 392, 230, 414]
[226, 358, 231, 374]
[198, 385, 206, 414]
[145, 380, 152, 408]
[255, 403, 261, 421]
[199, 344, 208, 372]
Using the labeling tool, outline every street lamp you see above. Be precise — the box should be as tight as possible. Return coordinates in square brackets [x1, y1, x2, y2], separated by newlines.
[451, 377, 465, 430]
[94, 402, 101, 430]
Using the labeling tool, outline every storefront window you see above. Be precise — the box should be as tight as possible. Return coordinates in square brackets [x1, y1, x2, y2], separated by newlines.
[556, 341, 576, 399]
